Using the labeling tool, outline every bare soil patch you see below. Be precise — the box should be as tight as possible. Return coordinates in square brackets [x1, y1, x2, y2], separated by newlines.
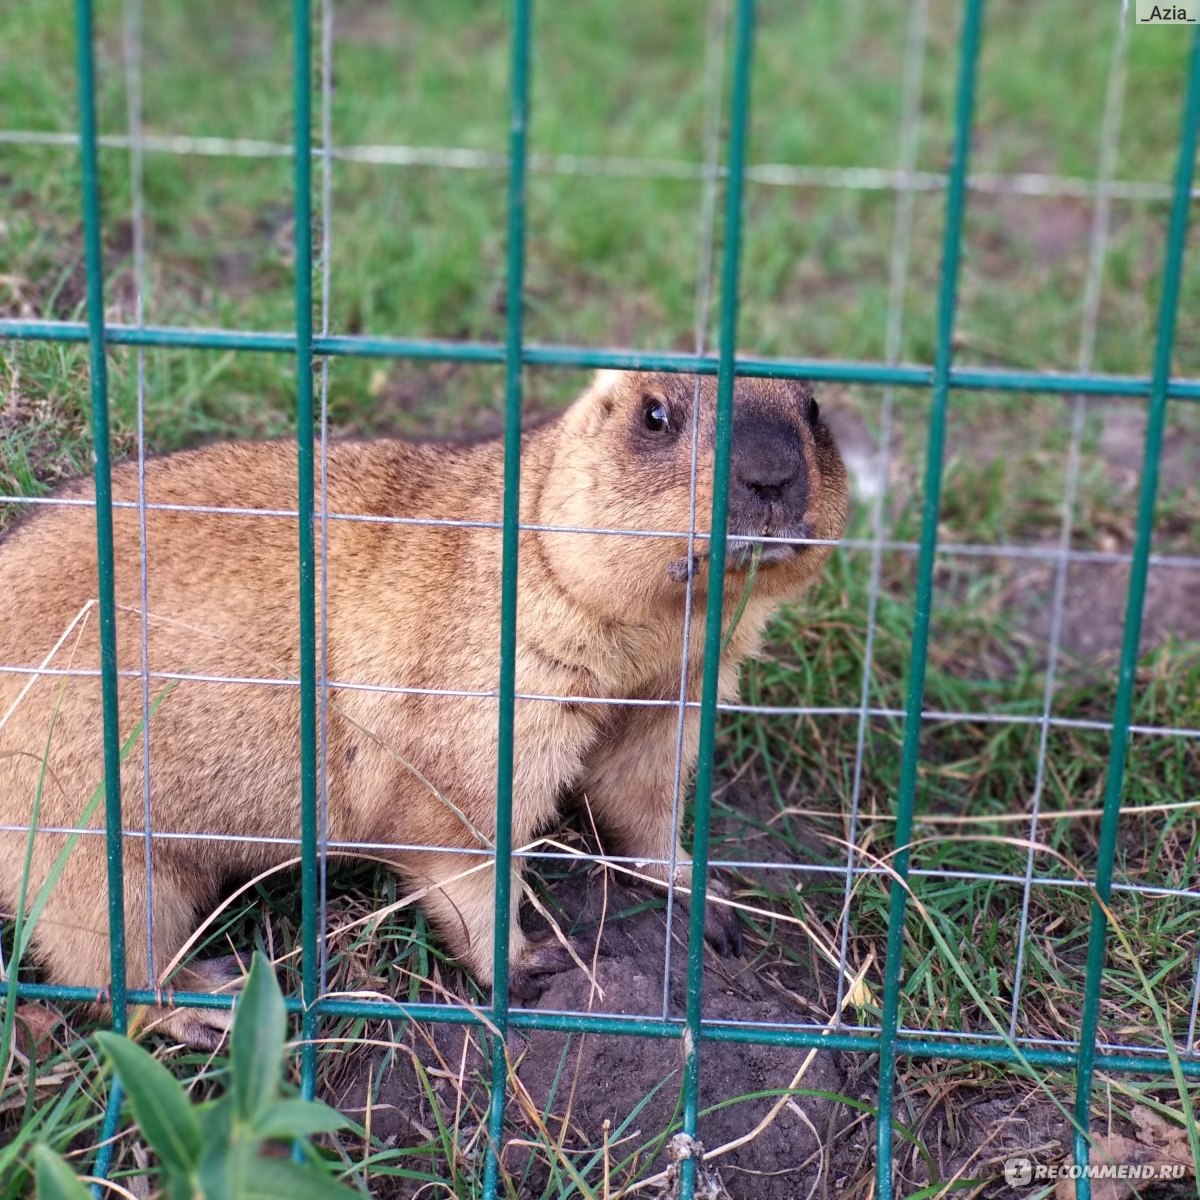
[325, 870, 855, 1199]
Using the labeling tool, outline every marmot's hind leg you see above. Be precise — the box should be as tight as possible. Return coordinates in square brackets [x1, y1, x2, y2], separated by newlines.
[130, 869, 246, 1049]
[20, 842, 115, 1003]
[137, 956, 245, 1050]
[28, 847, 240, 1049]
[577, 704, 744, 958]
[403, 850, 575, 1002]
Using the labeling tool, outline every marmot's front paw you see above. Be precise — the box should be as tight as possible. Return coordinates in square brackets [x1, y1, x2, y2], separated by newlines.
[702, 873, 743, 958]
[508, 933, 576, 1004]
[139, 955, 246, 1049]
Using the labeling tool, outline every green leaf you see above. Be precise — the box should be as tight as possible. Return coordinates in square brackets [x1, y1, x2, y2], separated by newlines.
[199, 1145, 358, 1200]
[32, 1145, 91, 1200]
[95, 1032, 202, 1179]
[169, 1175, 199, 1200]
[198, 1096, 233, 1149]
[231, 953, 287, 1124]
[197, 1138, 239, 1200]
[254, 1098, 349, 1141]
[236, 1156, 359, 1200]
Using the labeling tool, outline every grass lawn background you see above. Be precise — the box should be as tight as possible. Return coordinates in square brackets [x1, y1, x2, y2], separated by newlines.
[0, 1, 1198, 1195]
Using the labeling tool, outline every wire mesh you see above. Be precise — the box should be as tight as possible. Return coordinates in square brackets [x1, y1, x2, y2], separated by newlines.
[0, 2, 1198, 1198]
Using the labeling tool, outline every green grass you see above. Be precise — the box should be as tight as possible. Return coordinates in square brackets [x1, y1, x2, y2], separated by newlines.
[2, 0, 1199, 1195]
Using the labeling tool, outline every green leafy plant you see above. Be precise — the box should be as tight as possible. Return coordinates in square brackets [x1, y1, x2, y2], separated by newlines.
[31, 1145, 89, 1200]
[33, 953, 357, 1199]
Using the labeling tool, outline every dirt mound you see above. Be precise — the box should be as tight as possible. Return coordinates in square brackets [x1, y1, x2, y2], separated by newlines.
[326, 879, 848, 1198]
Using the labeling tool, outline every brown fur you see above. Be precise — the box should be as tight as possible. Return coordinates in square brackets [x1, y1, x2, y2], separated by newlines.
[0, 370, 847, 1044]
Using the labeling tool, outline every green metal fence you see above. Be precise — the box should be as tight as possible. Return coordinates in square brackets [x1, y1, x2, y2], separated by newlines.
[1, 1, 1199, 1198]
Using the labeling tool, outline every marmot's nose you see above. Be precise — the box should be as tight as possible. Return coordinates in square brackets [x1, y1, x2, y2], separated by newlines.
[737, 460, 798, 503]
[732, 418, 807, 506]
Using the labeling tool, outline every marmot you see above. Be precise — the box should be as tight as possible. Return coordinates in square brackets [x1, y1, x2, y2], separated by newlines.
[0, 369, 848, 1045]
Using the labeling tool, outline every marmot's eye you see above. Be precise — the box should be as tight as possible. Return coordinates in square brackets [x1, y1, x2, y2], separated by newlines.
[643, 398, 671, 434]
[808, 397, 820, 424]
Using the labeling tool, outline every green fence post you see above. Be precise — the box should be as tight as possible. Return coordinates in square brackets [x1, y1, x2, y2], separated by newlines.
[1070, 25, 1200, 1200]
[874, 2, 985, 1197]
[74, 0, 128, 1039]
[291, 0, 321, 1098]
[678, 1, 755, 1196]
[481, 0, 532, 1194]
[72, 0, 129, 1188]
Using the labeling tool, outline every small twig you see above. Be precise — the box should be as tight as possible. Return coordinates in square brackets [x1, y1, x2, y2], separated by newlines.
[720, 541, 764, 656]
[625, 959, 872, 1195]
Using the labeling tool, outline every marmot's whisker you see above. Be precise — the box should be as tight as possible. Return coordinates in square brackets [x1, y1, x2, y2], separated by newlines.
[666, 552, 707, 582]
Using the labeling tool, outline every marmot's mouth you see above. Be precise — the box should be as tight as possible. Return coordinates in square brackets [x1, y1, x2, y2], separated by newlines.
[665, 523, 812, 581]
[727, 539, 798, 568]
[729, 518, 813, 569]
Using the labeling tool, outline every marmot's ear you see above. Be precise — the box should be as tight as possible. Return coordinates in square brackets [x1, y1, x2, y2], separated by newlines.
[592, 369, 627, 393]
[576, 370, 624, 436]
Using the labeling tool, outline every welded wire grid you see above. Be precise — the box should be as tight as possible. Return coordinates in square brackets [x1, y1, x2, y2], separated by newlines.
[0, 1, 1198, 1198]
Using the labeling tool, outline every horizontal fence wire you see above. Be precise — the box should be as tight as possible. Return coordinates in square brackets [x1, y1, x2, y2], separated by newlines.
[5, 501, 1200, 578]
[3, 127, 1200, 202]
[4, 802, 1200, 885]
[2, 974, 1198, 1075]
[7, 662, 1200, 741]
[0, 825, 1194, 904]
[5, 316, 1200, 400]
[2, 2, 1199, 1197]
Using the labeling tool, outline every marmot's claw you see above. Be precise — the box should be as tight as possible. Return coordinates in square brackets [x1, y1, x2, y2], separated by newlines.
[509, 971, 550, 1005]
[135, 956, 247, 1050]
[137, 996, 235, 1050]
[702, 874, 743, 958]
[181, 954, 247, 991]
[509, 934, 576, 1004]
[703, 903, 743, 958]
[163, 1008, 234, 1051]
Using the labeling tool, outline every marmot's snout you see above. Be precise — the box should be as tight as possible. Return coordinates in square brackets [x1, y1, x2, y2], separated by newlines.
[729, 414, 812, 564]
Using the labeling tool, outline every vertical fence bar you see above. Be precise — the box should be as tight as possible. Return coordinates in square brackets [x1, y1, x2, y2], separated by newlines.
[481, 0, 532, 1194]
[90, 1076, 124, 1198]
[75, 0, 128, 1185]
[292, 0, 320, 1097]
[1071, 26, 1200, 1199]
[123, 0, 159, 996]
[678, 1, 753, 1196]
[662, 0, 727, 1023]
[316, 0, 335, 1003]
[1008, 3, 1129, 1042]
[74, 0, 128, 1034]
[837, 0, 928, 1023]
[874, 1, 984, 1196]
